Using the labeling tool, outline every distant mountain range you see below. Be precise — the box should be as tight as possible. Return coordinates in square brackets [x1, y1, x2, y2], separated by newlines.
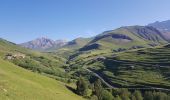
[19, 20, 170, 51]
[20, 37, 92, 51]
[20, 37, 67, 51]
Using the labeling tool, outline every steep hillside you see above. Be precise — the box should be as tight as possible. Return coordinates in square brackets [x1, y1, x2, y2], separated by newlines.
[0, 58, 83, 100]
[20, 37, 67, 51]
[80, 26, 167, 51]
[0, 38, 35, 56]
[0, 38, 68, 82]
[69, 44, 170, 88]
[148, 20, 170, 40]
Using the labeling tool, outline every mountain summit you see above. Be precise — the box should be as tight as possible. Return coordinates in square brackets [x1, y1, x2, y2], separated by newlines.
[20, 37, 67, 50]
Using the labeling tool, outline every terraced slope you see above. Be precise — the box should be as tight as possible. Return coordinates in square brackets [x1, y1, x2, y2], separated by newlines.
[69, 44, 170, 89]
[0, 59, 83, 100]
[98, 45, 170, 88]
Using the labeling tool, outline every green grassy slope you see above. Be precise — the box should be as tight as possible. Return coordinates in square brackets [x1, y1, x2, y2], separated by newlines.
[102, 44, 170, 88]
[0, 58, 83, 100]
[0, 38, 34, 56]
[68, 44, 170, 88]
[80, 26, 167, 51]
[0, 38, 68, 81]
[52, 37, 93, 59]
[62, 38, 92, 50]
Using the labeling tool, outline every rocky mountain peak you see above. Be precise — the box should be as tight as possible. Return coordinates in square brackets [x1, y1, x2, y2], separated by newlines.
[20, 37, 67, 50]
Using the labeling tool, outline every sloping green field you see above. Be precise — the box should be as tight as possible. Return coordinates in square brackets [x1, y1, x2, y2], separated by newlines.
[68, 44, 170, 89]
[88, 45, 170, 88]
[0, 59, 83, 100]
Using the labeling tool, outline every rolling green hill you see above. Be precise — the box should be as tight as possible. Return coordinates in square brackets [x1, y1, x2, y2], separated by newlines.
[67, 26, 168, 69]
[53, 37, 93, 59]
[0, 58, 83, 100]
[80, 26, 167, 51]
[60, 37, 92, 50]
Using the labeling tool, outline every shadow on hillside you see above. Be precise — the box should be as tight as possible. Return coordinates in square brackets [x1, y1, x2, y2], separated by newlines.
[65, 85, 77, 94]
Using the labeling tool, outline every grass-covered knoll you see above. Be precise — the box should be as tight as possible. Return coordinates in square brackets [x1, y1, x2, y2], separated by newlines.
[0, 58, 83, 100]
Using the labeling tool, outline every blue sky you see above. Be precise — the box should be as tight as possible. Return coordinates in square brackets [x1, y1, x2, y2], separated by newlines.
[0, 0, 170, 43]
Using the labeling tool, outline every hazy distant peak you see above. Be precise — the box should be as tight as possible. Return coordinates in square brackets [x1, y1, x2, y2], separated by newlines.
[20, 37, 67, 51]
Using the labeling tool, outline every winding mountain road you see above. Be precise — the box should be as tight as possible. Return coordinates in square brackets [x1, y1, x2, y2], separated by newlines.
[85, 68, 115, 88]
[84, 68, 170, 92]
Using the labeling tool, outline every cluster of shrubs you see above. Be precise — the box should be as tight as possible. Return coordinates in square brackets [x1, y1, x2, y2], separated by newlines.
[10, 56, 70, 80]
[11, 57, 45, 72]
[76, 77, 170, 100]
